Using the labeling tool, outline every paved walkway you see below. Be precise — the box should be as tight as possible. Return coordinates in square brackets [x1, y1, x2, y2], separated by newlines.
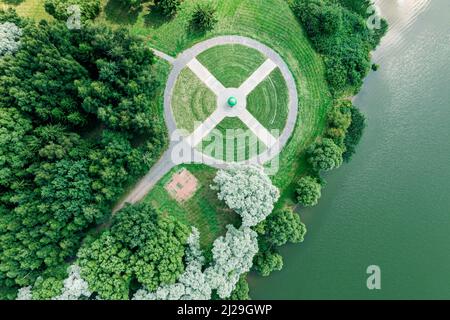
[239, 109, 278, 148]
[183, 57, 279, 148]
[186, 110, 224, 147]
[239, 59, 277, 96]
[114, 36, 298, 212]
[152, 49, 175, 64]
[187, 58, 225, 94]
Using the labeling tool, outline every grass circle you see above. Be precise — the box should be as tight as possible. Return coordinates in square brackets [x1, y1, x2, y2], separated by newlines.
[171, 43, 290, 161]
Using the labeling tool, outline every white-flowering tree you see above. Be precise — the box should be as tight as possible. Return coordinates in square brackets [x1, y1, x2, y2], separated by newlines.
[133, 225, 258, 300]
[211, 165, 280, 227]
[204, 225, 258, 299]
[53, 265, 91, 300]
[16, 286, 32, 300]
[0, 22, 22, 57]
[15, 265, 91, 300]
[185, 227, 205, 268]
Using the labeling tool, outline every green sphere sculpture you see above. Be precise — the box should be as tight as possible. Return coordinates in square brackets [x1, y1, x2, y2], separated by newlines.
[227, 97, 238, 107]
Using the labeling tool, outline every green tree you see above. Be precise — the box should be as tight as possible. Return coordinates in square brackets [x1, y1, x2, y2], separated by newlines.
[264, 208, 307, 246]
[78, 203, 189, 299]
[296, 176, 322, 207]
[343, 105, 366, 162]
[291, 0, 387, 95]
[78, 232, 132, 300]
[31, 276, 64, 300]
[253, 208, 307, 277]
[152, 0, 183, 17]
[44, 0, 101, 22]
[0, 24, 88, 126]
[308, 138, 344, 172]
[73, 26, 159, 132]
[118, 0, 147, 10]
[88, 130, 149, 203]
[292, 0, 342, 37]
[253, 245, 283, 277]
[227, 275, 250, 300]
[337, 0, 373, 16]
[0, 108, 35, 188]
[326, 101, 352, 147]
[189, 2, 217, 32]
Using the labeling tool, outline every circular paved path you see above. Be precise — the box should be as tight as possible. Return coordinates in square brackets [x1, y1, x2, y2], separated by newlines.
[114, 36, 298, 212]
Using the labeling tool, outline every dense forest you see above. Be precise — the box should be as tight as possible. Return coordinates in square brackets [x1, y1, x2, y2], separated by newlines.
[0, 9, 165, 299]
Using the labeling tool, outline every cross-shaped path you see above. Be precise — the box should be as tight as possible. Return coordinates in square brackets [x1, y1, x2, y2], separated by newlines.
[114, 36, 298, 213]
[184, 57, 278, 148]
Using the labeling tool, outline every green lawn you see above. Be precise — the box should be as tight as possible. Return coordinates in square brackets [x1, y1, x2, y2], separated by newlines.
[142, 164, 240, 250]
[172, 43, 280, 135]
[247, 68, 289, 132]
[196, 44, 266, 88]
[1, 0, 52, 21]
[172, 67, 217, 133]
[197, 117, 266, 162]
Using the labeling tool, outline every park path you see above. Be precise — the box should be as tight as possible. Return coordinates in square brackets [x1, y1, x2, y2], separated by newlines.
[239, 110, 278, 148]
[152, 49, 176, 64]
[239, 59, 277, 95]
[113, 37, 298, 212]
[186, 110, 224, 147]
[183, 56, 279, 148]
[187, 58, 226, 94]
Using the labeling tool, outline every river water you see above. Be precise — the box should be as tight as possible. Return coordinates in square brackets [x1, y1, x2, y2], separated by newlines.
[250, 0, 450, 299]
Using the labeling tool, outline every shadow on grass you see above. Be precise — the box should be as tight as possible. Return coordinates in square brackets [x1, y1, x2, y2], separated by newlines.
[143, 9, 168, 28]
[1, 0, 25, 5]
[187, 25, 210, 38]
[104, 0, 142, 25]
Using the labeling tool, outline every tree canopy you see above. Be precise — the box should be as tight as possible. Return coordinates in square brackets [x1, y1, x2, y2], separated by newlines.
[132, 225, 258, 300]
[227, 274, 250, 300]
[253, 246, 283, 277]
[211, 165, 280, 227]
[133, 227, 211, 300]
[152, 0, 183, 17]
[308, 138, 344, 172]
[264, 209, 307, 246]
[297, 176, 322, 207]
[205, 226, 258, 299]
[44, 0, 101, 22]
[0, 9, 164, 298]
[189, 2, 218, 33]
[326, 100, 352, 147]
[0, 22, 22, 57]
[118, 0, 147, 10]
[343, 105, 366, 162]
[253, 208, 307, 277]
[292, 0, 387, 95]
[78, 203, 189, 300]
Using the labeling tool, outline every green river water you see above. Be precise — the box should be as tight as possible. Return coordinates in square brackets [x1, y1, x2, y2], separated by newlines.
[250, 0, 450, 299]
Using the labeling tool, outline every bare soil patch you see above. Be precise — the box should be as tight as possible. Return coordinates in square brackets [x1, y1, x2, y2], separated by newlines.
[165, 168, 199, 202]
